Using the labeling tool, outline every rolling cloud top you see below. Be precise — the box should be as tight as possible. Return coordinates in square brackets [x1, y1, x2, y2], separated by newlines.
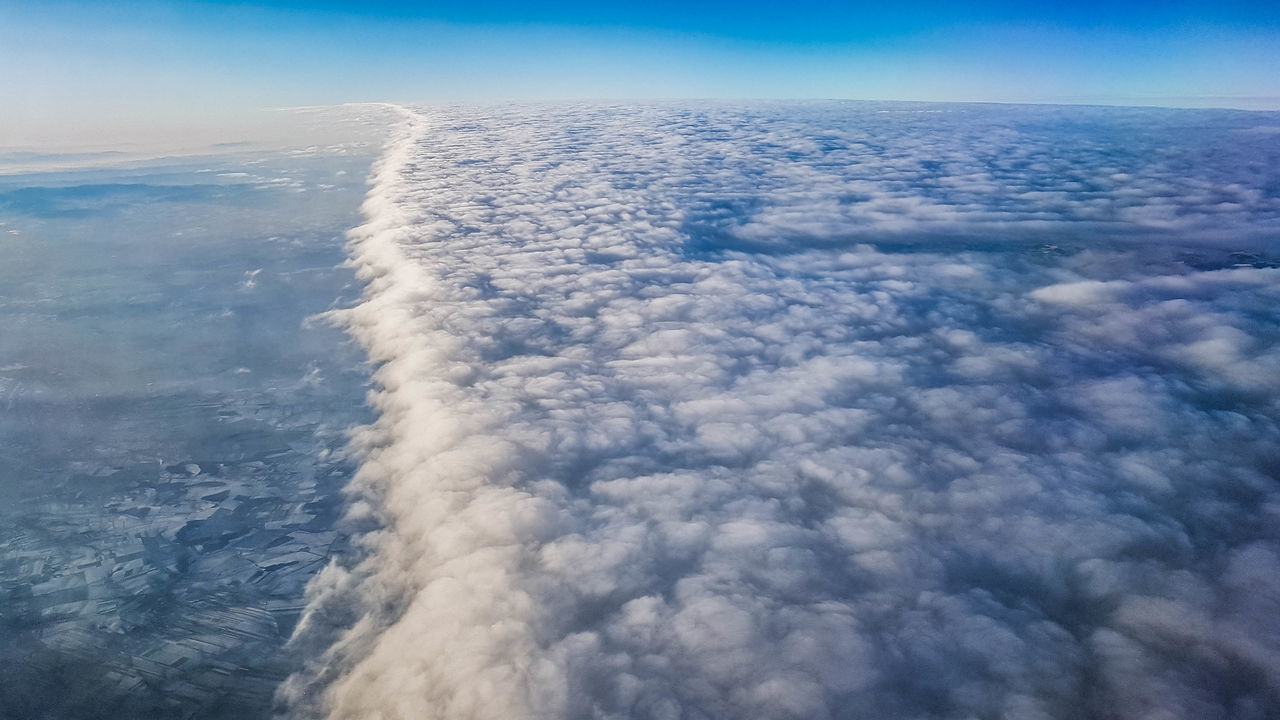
[281, 103, 1280, 720]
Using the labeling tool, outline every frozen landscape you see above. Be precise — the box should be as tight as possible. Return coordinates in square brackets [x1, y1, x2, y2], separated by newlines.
[0, 116, 386, 718]
[2, 101, 1279, 719]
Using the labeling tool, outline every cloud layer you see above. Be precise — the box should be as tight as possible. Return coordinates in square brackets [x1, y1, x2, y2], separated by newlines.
[280, 102, 1280, 720]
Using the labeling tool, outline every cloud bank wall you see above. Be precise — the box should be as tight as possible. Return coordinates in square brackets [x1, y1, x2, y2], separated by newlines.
[280, 102, 1280, 720]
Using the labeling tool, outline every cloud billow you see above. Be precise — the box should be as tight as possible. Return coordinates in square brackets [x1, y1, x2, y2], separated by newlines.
[279, 102, 1280, 720]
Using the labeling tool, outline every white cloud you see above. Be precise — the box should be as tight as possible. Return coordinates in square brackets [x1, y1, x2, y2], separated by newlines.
[281, 103, 1280, 720]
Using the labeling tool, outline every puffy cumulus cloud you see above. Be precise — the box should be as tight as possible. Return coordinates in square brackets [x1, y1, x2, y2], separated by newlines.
[279, 103, 1280, 720]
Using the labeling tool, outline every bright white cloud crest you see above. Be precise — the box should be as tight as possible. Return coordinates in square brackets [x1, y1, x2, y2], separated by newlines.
[279, 103, 1280, 720]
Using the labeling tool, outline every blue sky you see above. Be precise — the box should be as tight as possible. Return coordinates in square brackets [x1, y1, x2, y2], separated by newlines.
[3, 0, 1279, 149]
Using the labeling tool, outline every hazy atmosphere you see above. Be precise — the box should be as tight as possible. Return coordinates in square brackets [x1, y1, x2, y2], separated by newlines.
[4, 0, 1280, 148]
[2, 2, 1279, 720]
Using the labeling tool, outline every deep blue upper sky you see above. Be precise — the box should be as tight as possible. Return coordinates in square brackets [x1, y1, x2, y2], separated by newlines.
[293, 0, 1279, 33]
[2, 0, 1279, 149]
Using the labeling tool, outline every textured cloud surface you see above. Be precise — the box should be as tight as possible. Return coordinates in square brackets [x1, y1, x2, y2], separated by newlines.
[281, 103, 1280, 720]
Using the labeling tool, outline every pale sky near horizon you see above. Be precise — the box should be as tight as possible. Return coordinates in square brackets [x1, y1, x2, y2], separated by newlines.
[3, 0, 1279, 150]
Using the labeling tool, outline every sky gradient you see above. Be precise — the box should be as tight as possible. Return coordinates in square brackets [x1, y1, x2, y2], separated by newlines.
[3, 0, 1280, 149]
